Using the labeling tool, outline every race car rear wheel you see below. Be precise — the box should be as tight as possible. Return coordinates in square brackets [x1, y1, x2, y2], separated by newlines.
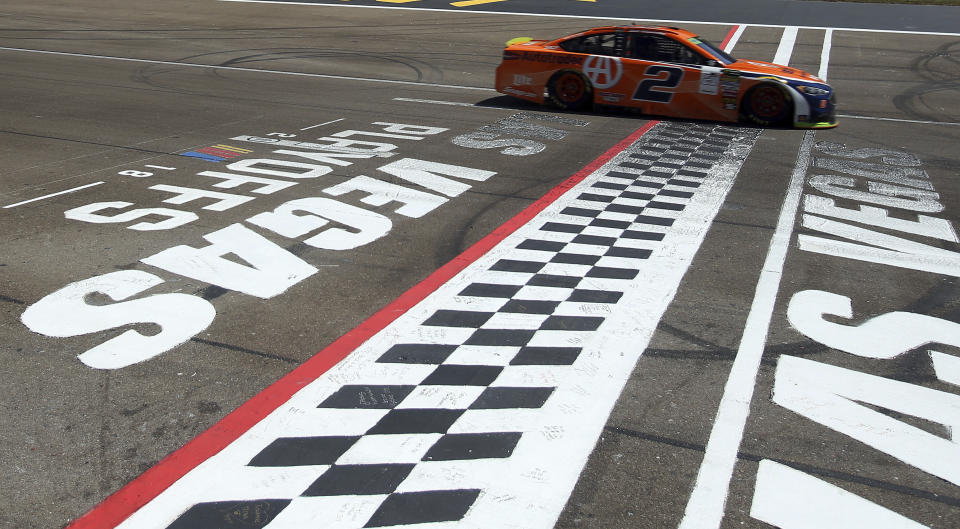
[548, 71, 592, 110]
[742, 83, 792, 126]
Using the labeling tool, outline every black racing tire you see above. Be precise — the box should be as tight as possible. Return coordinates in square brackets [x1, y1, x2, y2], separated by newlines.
[742, 83, 793, 126]
[547, 70, 593, 111]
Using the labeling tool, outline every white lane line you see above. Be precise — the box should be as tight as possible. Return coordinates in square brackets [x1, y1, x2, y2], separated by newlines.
[3, 181, 104, 209]
[144, 165, 176, 170]
[723, 25, 747, 54]
[300, 118, 345, 130]
[218, 0, 960, 37]
[394, 98, 485, 107]
[773, 26, 799, 66]
[819, 29, 834, 80]
[838, 114, 960, 126]
[0, 46, 496, 92]
[677, 130, 814, 529]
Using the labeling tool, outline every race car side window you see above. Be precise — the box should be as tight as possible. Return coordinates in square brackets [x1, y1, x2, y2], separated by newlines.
[675, 44, 708, 66]
[559, 35, 591, 53]
[566, 37, 585, 53]
[560, 33, 629, 57]
[633, 34, 707, 66]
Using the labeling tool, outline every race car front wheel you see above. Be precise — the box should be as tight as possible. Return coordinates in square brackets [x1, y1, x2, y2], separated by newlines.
[742, 83, 792, 126]
[548, 71, 592, 111]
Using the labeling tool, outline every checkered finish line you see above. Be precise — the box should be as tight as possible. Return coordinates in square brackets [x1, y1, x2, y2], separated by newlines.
[116, 122, 761, 529]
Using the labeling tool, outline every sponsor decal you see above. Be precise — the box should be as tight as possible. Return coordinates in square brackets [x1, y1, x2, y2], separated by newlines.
[699, 66, 722, 95]
[503, 86, 538, 98]
[512, 74, 533, 86]
[520, 51, 584, 66]
[720, 69, 741, 110]
[582, 56, 623, 89]
[598, 91, 624, 103]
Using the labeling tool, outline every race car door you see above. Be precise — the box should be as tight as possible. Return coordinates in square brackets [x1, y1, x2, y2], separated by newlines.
[621, 33, 733, 122]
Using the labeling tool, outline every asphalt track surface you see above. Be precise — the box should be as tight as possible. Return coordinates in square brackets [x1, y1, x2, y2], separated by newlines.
[226, 0, 960, 34]
[1, 1, 959, 528]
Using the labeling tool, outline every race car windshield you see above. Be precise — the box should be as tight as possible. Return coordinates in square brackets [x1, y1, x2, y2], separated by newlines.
[690, 36, 736, 65]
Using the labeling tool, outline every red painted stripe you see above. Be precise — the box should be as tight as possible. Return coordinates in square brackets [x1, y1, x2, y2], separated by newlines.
[720, 24, 741, 50]
[66, 119, 660, 529]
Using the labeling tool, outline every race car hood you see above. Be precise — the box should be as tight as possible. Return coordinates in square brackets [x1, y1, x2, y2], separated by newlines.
[729, 59, 824, 83]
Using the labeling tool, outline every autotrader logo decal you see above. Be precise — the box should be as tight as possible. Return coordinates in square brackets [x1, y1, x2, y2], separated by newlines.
[582, 56, 623, 89]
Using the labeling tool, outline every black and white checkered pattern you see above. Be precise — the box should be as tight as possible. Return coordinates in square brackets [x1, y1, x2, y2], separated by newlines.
[162, 122, 758, 529]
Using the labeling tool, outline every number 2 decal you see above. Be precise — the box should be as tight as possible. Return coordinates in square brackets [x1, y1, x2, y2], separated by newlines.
[633, 65, 684, 103]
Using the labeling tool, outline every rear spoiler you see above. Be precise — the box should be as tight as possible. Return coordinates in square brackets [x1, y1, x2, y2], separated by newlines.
[505, 37, 534, 46]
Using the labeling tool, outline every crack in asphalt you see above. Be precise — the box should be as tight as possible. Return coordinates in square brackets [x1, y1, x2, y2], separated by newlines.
[190, 337, 301, 365]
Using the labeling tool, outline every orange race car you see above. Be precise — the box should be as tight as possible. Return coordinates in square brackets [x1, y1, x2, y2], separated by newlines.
[495, 25, 837, 129]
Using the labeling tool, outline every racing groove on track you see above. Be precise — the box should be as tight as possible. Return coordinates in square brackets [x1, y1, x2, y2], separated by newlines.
[103, 122, 761, 529]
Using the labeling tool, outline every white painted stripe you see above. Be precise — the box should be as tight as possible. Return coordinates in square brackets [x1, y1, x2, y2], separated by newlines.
[837, 114, 960, 126]
[394, 98, 478, 107]
[724, 25, 747, 54]
[300, 118, 345, 130]
[3, 181, 104, 209]
[930, 351, 960, 387]
[751, 460, 930, 529]
[0, 46, 496, 92]
[143, 165, 176, 170]
[819, 29, 834, 80]
[218, 0, 960, 37]
[773, 26, 799, 66]
[678, 130, 814, 529]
